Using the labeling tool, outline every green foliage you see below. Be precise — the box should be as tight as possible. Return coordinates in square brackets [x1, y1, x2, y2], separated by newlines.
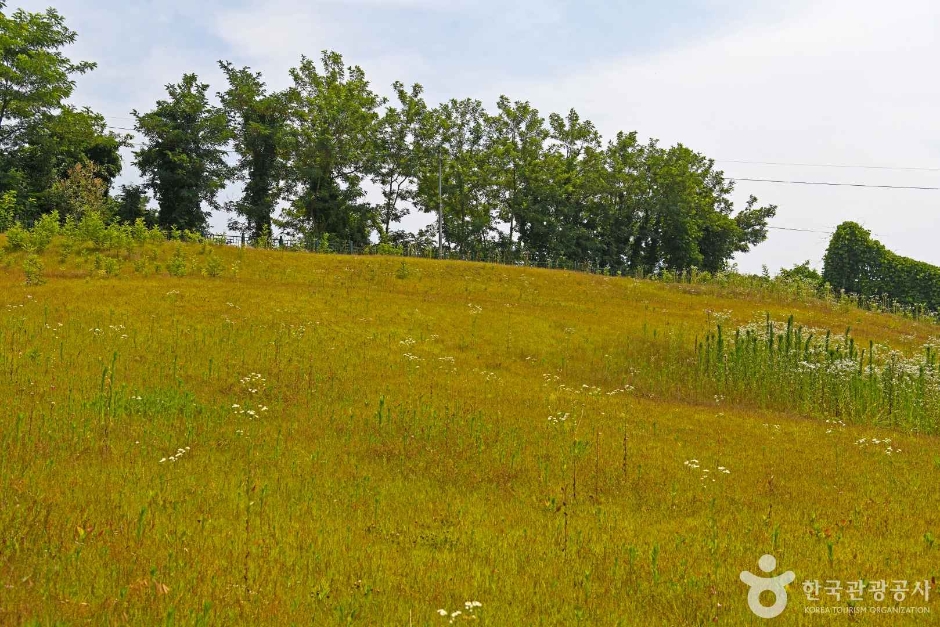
[104, 256, 120, 277]
[218, 61, 288, 240]
[255, 224, 272, 248]
[823, 222, 940, 311]
[45, 161, 109, 219]
[4, 210, 58, 252]
[0, 2, 95, 151]
[22, 252, 43, 284]
[0, 9, 779, 271]
[203, 250, 223, 277]
[4, 221, 29, 250]
[278, 51, 385, 245]
[778, 260, 823, 285]
[373, 81, 429, 236]
[414, 98, 493, 254]
[167, 246, 188, 277]
[31, 210, 59, 251]
[133, 74, 233, 232]
[394, 260, 411, 279]
[0, 189, 15, 231]
[114, 184, 155, 226]
[374, 242, 403, 256]
[698, 314, 939, 431]
[0, 4, 124, 224]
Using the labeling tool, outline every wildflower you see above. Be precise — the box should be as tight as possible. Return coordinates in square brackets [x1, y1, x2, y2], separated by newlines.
[438, 609, 447, 616]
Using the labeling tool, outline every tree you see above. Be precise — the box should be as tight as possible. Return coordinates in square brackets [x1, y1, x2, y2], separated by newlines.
[594, 131, 643, 267]
[414, 98, 494, 254]
[0, 5, 122, 222]
[114, 183, 154, 226]
[527, 108, 604, 261]
[373, 81, 428, 238]
[133, 74, 233, 232]
[46, 161, 108, 219]
[6, 107, 125, 219]
[0, 1, 95, 153]
[279, 51, 384, 245]
[487, 96, 548, 251]
[600, 140, 775, 274]
[218, 61, 287, 240]
[822, 222, 884, 296]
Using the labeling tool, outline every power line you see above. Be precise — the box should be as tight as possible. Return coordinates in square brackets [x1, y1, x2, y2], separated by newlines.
[767, 226, 833, 235]
[718, 159, 940, 172]
[104, 128, 940, 192]
[732, 177, 940, 191]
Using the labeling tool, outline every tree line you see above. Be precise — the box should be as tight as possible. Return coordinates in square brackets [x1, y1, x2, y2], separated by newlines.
[0, 2, 778, 272]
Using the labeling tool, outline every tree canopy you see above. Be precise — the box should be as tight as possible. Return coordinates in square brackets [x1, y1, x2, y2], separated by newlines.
[0, 2, 779, 273]
[133, 74, 233, 232]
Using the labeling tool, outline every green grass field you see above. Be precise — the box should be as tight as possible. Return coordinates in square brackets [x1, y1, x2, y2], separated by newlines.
[1, 239, 938, 625]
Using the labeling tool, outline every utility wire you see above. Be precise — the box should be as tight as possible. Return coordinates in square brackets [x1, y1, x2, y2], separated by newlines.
[718, 159, 940, 172]
[106, 127, 938, 191]
[767, 226, 833, 234]
[732, 177, 940, 191]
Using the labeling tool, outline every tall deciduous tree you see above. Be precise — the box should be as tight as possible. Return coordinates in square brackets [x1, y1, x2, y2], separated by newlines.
[3, 106, 125, 221]
[114, 183, 154, 226]
[0, 1, 94, 152]
[414, 98, 494, 253]
[279, 51, 384, 245]
[133, 74, 233, 232]
[373, 81, 428, 239]
[487, 96, 548, 250]
[0, 4, 122, 222]
[218, 61, 287, 240]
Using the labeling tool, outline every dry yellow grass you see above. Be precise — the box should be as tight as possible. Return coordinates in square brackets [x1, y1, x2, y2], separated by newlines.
[0, 240, 938, 625]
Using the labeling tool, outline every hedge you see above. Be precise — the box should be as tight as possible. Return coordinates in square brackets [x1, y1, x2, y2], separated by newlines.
[823, 221, 940, 311]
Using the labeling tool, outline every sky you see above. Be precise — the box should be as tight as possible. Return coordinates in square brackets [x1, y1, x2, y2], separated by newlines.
[18, 0, 940, 274]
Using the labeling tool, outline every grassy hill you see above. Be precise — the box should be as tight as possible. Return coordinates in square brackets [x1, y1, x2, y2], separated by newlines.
[1, 238, 938, 625]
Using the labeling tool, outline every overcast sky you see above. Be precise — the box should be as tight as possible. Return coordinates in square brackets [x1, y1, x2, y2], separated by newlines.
[20, 0, 940, 273]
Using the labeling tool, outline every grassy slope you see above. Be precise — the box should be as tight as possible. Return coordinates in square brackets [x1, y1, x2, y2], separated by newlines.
[0, 242, 938, 626]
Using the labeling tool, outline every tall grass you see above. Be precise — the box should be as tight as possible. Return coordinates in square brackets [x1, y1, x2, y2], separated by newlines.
[695, 315, 939, 432]
[1, 238, 939, 624]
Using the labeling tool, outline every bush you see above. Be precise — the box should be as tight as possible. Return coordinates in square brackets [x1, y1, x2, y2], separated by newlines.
[374, 242, 403, 256]
[31, 211, 60, 252]
[102, 256, 121, 277]
[5, 223, 32, 251]
[167, 246, 187, 277]
[203, 251, 223, 277]
[0, 190, 16, 232]
[76, 212, 107, 248]
[23, 254, 44, 285]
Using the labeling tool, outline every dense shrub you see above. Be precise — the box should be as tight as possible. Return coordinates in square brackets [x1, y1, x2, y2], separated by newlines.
[823, 222, 940, 311]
